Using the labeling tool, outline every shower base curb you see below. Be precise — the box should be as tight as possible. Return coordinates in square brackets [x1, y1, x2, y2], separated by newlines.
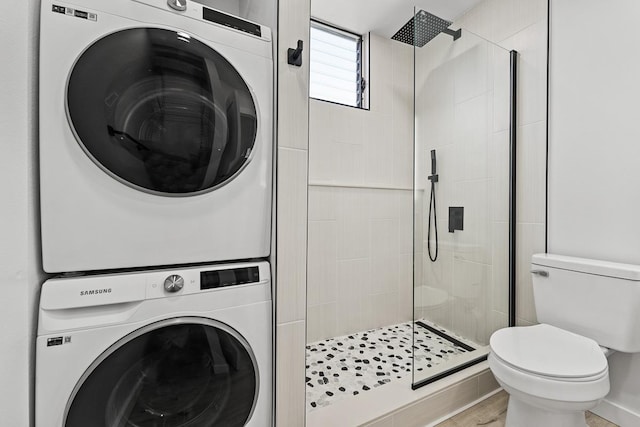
[306, 361, 500, 427]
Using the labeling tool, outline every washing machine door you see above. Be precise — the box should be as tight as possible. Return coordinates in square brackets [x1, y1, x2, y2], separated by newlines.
[67, 28, 258, 196]
[64, 318, 259, 427]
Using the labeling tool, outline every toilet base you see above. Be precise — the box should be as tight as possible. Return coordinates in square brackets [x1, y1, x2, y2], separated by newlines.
[506, 395, 587, 427]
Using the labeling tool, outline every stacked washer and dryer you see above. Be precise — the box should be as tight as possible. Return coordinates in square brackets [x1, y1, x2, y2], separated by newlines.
[36, 0, 273, 425]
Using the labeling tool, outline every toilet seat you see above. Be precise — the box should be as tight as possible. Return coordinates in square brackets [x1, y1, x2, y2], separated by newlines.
[488, 324, 610, 403]
[490, 324, 607, 379]
[489, 352, 609, 404]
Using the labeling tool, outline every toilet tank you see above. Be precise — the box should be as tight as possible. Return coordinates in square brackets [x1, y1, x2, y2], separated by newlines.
[532, 254, 640, 352]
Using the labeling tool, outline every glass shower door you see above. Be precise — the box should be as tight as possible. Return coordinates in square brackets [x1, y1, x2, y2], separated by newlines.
[412, 13, 512, 387]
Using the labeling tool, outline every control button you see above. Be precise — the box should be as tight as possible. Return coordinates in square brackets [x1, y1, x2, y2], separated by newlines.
[47, 337, 63, 347]
[88, 12, 97, 21]
[163, 275, 184, 293]
[167, 0, 187, 12]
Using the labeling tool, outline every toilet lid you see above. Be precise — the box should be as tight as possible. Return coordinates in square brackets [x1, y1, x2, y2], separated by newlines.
[490, 324, 608, 379]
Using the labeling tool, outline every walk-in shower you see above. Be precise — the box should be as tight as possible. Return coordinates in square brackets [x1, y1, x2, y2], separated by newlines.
[304, 3, 517, 420]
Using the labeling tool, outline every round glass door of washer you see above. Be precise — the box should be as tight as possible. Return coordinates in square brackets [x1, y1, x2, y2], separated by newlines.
[64, 319, 259, 427]
[67, 28, 258, 195]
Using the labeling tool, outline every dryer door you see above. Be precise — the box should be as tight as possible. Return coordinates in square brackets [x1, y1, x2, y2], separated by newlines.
[67, 28, 258, 196]
[64, 318, 259, 426]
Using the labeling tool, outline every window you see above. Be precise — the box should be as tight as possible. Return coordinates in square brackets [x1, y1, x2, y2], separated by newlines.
[310, 20, 367, 109]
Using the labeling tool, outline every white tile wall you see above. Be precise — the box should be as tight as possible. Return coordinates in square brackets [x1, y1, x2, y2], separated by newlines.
[306, 34, 415, 343]
[415, 30, 507, 345]
[308, 35, 413, 190]
[276, 0, 310, 424]
[516, 122, 547, 224]
[276, 321, 307, 426]
[516, 223, 545, 325]
[277, 148, 309, 323]
[307, 187, 413, 342]
[502, 21, 548, 127]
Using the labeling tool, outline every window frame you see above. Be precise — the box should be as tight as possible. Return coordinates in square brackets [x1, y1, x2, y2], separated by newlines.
[309, 19, 369, 110]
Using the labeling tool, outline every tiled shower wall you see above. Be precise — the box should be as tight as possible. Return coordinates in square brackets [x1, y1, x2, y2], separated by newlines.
[306, 34, 414, 343]
[415, 0, 548, 345]
[414, 29, 512, 346]
[456, 0, 548, 328]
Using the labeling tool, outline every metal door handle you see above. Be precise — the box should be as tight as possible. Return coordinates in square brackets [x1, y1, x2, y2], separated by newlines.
[531, 270, 549, 277]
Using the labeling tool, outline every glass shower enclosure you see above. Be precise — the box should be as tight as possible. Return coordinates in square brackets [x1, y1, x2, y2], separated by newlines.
[410, 8, 517, 388]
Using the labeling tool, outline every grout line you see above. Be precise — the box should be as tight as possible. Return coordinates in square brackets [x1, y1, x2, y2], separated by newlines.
[276, 319, 306, 328]
[277, 146, 308, 153]
[309, 182, 413, 191]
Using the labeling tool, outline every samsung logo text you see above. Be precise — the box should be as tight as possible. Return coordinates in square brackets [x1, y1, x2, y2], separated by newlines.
[80, 288, 112, 296]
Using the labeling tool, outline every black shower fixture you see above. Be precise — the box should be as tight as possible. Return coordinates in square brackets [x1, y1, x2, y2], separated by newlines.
[427, 149, 439, 262]
[392, 10, 461, 47]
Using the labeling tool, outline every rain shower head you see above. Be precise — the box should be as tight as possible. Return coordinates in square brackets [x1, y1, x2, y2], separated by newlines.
[391, 10, 461, 47]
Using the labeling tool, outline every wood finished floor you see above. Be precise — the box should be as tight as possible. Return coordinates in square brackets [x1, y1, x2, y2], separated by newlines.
[435, 390, 618, 427]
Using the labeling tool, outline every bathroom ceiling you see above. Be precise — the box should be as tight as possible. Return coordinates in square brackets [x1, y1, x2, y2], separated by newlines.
[311, 0, 483, 38]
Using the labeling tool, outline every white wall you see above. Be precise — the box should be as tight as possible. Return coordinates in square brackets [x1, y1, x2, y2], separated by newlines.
[0, 0, 43, 425]
[548, 0, 640, 425]
[306, 34, 414, 343]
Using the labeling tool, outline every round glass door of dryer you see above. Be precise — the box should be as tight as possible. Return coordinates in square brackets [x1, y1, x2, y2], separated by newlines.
[64, 319, 259, 427]
[67, 28, 258, 195]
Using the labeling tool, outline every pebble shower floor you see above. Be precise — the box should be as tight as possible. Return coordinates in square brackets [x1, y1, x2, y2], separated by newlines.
[305, 321, 475, 410]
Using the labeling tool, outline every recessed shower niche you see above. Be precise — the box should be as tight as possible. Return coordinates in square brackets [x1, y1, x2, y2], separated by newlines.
[304, 0, 517, 419]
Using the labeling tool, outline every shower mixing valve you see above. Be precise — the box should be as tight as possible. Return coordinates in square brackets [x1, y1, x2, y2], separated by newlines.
[449, 207, 464, 233]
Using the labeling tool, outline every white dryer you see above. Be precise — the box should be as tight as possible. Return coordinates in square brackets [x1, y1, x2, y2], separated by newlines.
[39, 0, 273, 272]
[36, 261, 272, 426]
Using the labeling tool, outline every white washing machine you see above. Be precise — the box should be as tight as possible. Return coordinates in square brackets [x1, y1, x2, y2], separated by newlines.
[35, 261, 272, 426]
[39, 0, 273, 273]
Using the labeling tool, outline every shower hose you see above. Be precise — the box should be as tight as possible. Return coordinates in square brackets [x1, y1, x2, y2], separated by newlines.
[427, 179, 438, 262]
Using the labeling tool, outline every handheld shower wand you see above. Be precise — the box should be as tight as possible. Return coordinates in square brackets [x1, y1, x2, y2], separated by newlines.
[427, 150, 438, 262]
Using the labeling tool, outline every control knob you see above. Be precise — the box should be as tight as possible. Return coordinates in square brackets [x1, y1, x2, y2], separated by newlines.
[167, 0, 187, 12]
[164, 275, 184, 293]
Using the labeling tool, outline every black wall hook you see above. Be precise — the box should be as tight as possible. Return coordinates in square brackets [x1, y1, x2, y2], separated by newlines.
[288, 40, 303, 67]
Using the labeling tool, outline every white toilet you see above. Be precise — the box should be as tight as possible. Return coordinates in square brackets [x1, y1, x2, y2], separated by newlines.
[488, 253, 640, 427]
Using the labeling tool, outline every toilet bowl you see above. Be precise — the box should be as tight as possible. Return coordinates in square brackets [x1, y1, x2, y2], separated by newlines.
[488, 253, 640, 427]
[489, 324, 609, 427]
